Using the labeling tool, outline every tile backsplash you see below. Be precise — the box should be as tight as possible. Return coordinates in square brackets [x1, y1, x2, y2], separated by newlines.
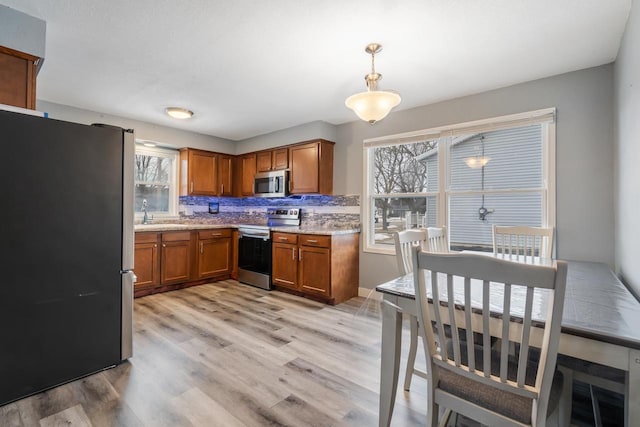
[177, 194, 360, 228]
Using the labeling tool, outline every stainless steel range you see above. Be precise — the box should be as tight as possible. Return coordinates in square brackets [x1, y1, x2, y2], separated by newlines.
[237, 208, 301, 290]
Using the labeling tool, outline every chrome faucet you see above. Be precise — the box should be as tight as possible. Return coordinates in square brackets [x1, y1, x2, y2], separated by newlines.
[142, 199, 150, 224]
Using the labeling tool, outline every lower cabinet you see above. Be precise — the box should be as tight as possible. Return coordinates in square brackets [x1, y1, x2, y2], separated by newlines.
[271, 232, 359, 305]
[134, 228, 232, 297]
[196, 229, 231, 279]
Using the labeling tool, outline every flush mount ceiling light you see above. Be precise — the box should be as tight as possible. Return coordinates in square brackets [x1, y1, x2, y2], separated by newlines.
[345, 43, 401, 124]
[165, 107, 194, 119]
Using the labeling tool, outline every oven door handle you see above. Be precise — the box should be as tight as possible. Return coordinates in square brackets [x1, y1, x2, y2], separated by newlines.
[240, 233, 270, 240]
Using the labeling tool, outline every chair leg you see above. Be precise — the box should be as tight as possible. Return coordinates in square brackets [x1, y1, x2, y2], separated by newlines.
[404, 314, 419, 391]
[557, 366, 573, 427]
[590, 385, 603, 427]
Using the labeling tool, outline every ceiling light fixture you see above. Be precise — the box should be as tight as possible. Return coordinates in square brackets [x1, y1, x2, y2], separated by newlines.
[165, 107, 194, 119]
[464, 135, 491, 169]
[143, 142, 157, 147]
[345, 43, 401, 124]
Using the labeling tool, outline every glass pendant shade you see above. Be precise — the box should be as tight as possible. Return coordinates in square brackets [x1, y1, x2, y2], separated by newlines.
[345, 90, 401, 124]
[464, 156, 491, 169]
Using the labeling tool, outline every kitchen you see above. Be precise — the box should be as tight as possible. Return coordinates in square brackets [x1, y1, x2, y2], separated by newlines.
[1, 1, 639, 426]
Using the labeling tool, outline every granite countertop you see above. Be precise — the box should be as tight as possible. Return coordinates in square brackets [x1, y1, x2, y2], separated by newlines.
[134, 223, 360, 235]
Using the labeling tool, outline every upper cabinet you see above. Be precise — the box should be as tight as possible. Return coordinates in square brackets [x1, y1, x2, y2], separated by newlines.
[0, 46, 38, 110]
[237, 153, 257, 197]
[179, 148, 233, 196]
[289, 140, 334, 195]
[256, 148, 289, 172]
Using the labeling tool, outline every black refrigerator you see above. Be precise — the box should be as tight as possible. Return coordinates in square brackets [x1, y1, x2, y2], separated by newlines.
[0, 108, 135, 406]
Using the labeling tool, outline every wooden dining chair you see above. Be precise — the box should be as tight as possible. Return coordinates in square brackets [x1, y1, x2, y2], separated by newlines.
[401, 227, 451, 391]
[393, 229, 430, 391]
[412, 249, 569, 427]
[493, 225, 554, 259]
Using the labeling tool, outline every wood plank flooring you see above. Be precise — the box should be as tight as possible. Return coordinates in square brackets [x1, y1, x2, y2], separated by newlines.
[0, 280, 623, 426]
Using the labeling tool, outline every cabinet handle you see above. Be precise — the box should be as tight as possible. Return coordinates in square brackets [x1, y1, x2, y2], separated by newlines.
[200, 242, 204, 253]
[306, 239, 318, 243]
[162, 243, 166, 248]
[190, 181, 194, 193]
[292, 247, 296, 260]
[154, 244, 157, 248]
[288, 181, 292, 192]
[299, 248, 302, 261]
[211, 233, 222, 236]
[221, 184, 224, 194]
[278, 236, 289, 241]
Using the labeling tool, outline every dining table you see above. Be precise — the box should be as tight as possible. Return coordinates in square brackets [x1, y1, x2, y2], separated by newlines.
[375, 254, 640, 427]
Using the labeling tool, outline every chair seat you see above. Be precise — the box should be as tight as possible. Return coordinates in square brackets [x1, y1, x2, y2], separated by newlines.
[440, 341, 564, 424]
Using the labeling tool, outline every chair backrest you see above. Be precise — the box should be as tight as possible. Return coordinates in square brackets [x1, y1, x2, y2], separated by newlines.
[493, 225, 554, 259]
[425, 226, 449, 253]
[413, 250, 567, 425]
[393, 229, 427, 276]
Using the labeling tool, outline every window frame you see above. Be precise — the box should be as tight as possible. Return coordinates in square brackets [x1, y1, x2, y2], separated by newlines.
[362, 108, 556, 255]
[134, 143, 180, 220]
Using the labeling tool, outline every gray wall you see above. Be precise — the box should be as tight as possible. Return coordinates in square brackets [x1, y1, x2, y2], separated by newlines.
[614, 0, 640, 298]
[38, 100, 235, 153]
[0, 5, 46, 61]
[236, 120, 337, 155]
[335, 65, 615, 289]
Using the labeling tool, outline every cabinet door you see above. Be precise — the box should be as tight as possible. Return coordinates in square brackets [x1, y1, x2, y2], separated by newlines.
[189, 150, 218, 195]
[241, 153, 257, 196]
[0, 47, 37, 109]
[198, 238, 231, 278]
[299, 246, 331, 296]
[289, 142, 319, 194]
[218, 154, 233, 196]
[161, 240, 191, 284]
[272, 243, 298, 290]
[134, 242, 159, 288]
[256, 151, 273, 172]
[273, 148, 289, 170]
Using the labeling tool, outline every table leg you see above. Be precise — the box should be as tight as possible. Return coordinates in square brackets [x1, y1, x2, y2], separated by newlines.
[626, 349, 640, 427]
[379, 298, 403, 427]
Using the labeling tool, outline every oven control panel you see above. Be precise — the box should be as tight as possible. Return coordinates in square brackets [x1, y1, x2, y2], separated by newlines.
[267, 208, 301, 226]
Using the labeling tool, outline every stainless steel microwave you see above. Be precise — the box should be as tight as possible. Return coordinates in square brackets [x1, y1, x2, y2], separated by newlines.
[254, 170, 288, 197]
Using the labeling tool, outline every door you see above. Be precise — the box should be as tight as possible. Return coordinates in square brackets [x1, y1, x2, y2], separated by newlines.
[290, 142, 319, 194]
[189, 149, 217, 195]
[218, 154, 233, 196]
[299, 246, 331, 296]
[134, 241, 159, 287]
[241, 154, 256, 196]
[0, 111, 124, 405]
[273, 148, 288, 170]
[257, 151, 273, 172]
[198, 238, 231, 278]
[161, 238, 191, 284]
[272, 243, 298, 290]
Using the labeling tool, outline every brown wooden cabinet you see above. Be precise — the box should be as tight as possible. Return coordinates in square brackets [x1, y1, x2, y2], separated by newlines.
[271, 232, 358, 304]
[134, 233, 160, 289]
[257, 148, 289, 173]
[180, 148, 234, 196]
[196, 229, 231, 279]
[238, 153, 257, 196]
[160, 231, 191, 285]
[289, 140, 334, 195]
[0, 46, 38, 110]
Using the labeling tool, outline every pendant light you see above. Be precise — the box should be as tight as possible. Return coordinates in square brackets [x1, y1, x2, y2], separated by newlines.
[345, 43, 401, 124]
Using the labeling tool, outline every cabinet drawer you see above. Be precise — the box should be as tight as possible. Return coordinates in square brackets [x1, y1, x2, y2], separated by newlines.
[198, 229, 231, 239]
[135, 232, 159, 244]
[299, 234, 331, 248]
[273, 232, 298, 244]
[161, 231, 191, 242]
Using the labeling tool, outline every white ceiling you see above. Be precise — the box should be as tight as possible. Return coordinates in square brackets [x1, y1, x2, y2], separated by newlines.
[0, 0, 632, 141]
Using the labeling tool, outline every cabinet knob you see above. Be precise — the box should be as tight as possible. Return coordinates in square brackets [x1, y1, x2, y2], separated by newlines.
[154, 244, 157, 248]
[162, 243, 166, 248]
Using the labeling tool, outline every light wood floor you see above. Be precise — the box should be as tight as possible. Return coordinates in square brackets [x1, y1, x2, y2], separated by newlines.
[0, 280, 621, 426]
[0, 280, 433, 427]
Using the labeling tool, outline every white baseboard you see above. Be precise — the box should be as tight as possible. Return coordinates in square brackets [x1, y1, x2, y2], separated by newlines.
[358, 287, 382, 300]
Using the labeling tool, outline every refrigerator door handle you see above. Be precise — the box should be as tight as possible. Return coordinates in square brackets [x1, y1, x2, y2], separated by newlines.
[120, 270, 135, 360]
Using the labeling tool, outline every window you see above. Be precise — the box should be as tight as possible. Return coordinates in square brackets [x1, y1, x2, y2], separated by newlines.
[134, 144, 179, 218]
[363, 109, 555, 254]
